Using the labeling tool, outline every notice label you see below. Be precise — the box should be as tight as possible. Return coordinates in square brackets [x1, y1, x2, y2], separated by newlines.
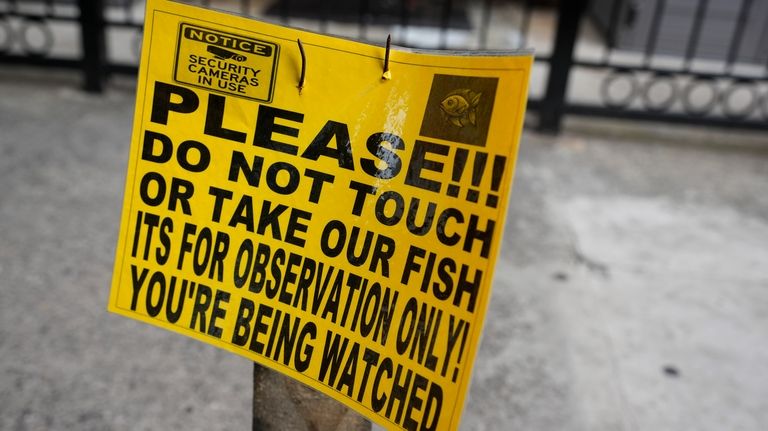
[109, 1, 532, 430]
[174, 23, 278, 101]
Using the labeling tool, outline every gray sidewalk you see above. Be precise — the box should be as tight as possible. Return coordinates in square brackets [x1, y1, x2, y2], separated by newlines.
[1, 68, 767, 430]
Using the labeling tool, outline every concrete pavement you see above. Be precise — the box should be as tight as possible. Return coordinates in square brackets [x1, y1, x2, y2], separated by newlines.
[1, 67, 767, 430]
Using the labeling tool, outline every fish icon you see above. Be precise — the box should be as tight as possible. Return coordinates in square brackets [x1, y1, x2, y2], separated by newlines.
[440, 89, 481, 127]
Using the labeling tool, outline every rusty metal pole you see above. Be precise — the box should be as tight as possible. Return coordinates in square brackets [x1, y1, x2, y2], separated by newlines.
[252, 363, 372, 431]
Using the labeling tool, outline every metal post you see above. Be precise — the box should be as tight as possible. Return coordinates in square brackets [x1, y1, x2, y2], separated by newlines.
[78, 0, 107, 93]
[253, 364, 371, 431]
[537, 0, 586, 133]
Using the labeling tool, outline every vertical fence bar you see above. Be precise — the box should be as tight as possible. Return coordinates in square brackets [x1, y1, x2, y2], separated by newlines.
[519, 0, 533, 49]
[279, 0, 289, 24]
[358, 0, 369, 41]
[398, 0, 409, 45]
[319, 0, 329, 34]
[78, 0, 106, 93]
[537, 0, 586, 133]
[479, 0, 492, 49]
[724, 0, 754, 74]
[439, 0, 453, 49]
[122, 0, 133, 24]
[44, 0, 54, 17]
[765, 35, 768, 77]
[683, 0, 709, 70]
[643, 0, 666, 68]
[600, 0, 623, 65]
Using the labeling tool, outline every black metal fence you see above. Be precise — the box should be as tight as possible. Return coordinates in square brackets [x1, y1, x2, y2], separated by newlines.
[1, 0, 766, 132]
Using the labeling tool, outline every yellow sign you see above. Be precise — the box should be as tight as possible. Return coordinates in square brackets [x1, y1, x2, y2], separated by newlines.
[174, 23, 279, 101]
[109, 1, 531, 429]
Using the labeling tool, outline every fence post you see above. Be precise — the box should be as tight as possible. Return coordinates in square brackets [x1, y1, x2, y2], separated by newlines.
[253, 364, 371, 431]
[78, 0, 107, 93]
[537, 0, 586, 133]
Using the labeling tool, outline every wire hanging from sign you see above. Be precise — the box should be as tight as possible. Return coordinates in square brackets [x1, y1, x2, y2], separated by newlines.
[382, 34, 392, 80]
[297, 38, 306, 93]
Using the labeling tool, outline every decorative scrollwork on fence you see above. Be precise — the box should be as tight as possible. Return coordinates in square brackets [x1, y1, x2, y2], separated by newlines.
[720, 81, 760, 120]
[681, 79, 718, 116]
[600, 71, 638, 109]
[0, 16, 13, 54]
[18, 17, 54, 57]
[601, 70, 768, 121]
[0, 16, 55, 57]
